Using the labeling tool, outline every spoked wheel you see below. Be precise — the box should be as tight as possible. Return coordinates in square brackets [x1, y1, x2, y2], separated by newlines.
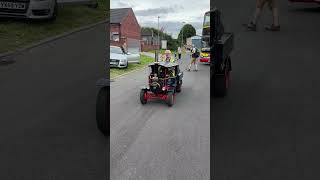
[167, 92, 175, 107]
[140, 89, 147, 104]
[96, 87, 109, 136]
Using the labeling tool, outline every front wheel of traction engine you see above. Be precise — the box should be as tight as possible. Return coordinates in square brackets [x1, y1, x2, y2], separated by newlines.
[167, 92, 175, 107]
[96, 87, 109, 136]
[140, 89, 147, 104]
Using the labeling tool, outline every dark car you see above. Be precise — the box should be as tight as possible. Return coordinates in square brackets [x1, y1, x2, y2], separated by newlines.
[140, 61, 183, 107]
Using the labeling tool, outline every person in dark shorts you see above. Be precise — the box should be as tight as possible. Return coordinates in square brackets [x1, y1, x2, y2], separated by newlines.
[243, 0, 280, 31]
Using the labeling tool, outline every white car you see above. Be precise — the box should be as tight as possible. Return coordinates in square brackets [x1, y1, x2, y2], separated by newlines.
[0, 0, 57, 20]
[126, 48, 141, 64]
[0, 0, 97, 20]
[110, 46, 128, 68]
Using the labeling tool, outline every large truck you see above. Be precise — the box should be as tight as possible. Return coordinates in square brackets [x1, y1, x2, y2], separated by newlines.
[0, 0, 98, 20]
[202, 8, 234, 97]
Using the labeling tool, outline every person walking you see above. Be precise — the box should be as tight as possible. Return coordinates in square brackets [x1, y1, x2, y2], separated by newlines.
[177, 47, 182, 60]
[243, 0, 280, 31]
[186, 45, 199, 71]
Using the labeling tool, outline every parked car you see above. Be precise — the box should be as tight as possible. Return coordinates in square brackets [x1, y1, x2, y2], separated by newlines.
[126, 48, 141, 64]
[110, 46, 128, 68]
[0, 0, 97, 20]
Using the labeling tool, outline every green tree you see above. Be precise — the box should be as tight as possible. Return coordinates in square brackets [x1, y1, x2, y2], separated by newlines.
[141, 27, 178, 51]
[177, 24, 196, 45]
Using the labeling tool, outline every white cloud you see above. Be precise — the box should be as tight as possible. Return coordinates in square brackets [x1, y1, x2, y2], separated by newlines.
[111, 0, 209, 38]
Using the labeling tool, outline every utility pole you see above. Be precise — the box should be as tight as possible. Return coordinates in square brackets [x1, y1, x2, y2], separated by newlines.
[181, 21, 186, 48]
[158, 16, 160, 50]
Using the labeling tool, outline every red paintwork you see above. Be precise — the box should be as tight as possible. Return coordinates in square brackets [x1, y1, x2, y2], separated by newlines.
[145, 92, 168, 101]
[200, 57, 210, 63]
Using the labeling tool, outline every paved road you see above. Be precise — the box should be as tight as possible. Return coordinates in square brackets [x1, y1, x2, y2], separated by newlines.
[213, 1, 320, 179]
[0, 24, 107, 179]
[110, 55, 210, 179]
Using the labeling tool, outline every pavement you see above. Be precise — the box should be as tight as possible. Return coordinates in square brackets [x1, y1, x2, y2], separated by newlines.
[0, 24, 107, 179]
[110, 54, 210, 179]
[213, 1, 320, 179]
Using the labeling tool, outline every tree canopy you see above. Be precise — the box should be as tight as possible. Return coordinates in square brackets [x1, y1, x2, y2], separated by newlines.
[141, 27, 179, 51]
[177, 24, 197, 45]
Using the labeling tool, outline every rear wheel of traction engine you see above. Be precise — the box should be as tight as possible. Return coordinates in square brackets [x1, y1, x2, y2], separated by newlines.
[167, 92, 175, 107]
[176, 80, 182, 93]
[213, 57, 231, 97]
[140, 89, 147, 104]
[96, 87, 109, 136]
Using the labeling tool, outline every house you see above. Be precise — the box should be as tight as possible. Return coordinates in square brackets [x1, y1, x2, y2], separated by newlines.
[141, 29, 160, 51]
[110, 8, 141, 52]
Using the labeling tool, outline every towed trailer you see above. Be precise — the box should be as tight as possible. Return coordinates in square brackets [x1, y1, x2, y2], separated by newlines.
[203, 8, 234, 97]
[96, 77, 109, 136]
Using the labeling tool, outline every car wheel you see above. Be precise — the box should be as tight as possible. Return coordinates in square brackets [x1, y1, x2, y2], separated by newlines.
[124, 61, 128, 69]
[88, 2, 98, 9]
[96, 87, 109, 136]
[140, 89, 147, 104]
[48, 0, 58, 21]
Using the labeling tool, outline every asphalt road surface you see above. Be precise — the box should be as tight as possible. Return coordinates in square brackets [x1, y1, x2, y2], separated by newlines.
[0, 24, 107, 179]
[110, 55, 210, 180]
[213, 1, 320, 179]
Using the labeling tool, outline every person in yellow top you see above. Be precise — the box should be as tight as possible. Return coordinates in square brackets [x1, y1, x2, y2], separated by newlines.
[161, 49, 176, 63]
[158, 50, 176, 77]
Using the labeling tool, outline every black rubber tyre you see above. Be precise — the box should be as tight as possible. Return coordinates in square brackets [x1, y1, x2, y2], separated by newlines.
[213, 62, 231, 97]
[124, 61, 128, 69]
[96, 87, 109, 136]
[90, 2, 99, 9]
[140, 89, 147, 104]
[176, 80, 182, 93]
[166, 92, 175, 107]
[48, 0, 58, 21]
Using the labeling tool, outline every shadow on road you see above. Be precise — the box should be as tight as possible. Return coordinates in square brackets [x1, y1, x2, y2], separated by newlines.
[289, 7, 320, 13]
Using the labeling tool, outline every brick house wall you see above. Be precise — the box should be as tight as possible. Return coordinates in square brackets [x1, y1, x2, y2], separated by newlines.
[110, 9, 141, 50]
[120, 9, 141, 40]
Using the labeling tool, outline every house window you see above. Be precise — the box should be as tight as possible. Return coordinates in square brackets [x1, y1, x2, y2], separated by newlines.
[111, 32, 120, 41]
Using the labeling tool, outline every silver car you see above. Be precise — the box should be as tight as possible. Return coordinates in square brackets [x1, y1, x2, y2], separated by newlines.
[0, 0, 97, 20]
[110, 46, 128, 68]
[126, 48, 141, 64]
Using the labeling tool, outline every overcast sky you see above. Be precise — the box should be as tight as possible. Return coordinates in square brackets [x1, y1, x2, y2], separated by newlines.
[110, 0, 209, 38]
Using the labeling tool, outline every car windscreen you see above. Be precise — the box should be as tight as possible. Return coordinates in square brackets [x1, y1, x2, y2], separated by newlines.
[110, 47, 123, 54]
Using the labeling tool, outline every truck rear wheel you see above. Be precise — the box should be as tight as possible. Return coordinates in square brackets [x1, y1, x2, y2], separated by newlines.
[213, 59, 231, 97]
[96, 87, 109, 136]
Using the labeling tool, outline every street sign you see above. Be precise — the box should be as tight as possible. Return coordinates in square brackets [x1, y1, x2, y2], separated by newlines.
[161, 40, 167, 49]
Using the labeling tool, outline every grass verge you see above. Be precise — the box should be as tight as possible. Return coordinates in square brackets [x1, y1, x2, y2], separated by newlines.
[110, 54, 154, 79]
[0, 0, 107, 54]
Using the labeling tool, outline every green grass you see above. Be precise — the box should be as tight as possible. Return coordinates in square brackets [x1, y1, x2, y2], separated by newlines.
[0, 0, 107, 54]
[110, 55, 154, 79]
